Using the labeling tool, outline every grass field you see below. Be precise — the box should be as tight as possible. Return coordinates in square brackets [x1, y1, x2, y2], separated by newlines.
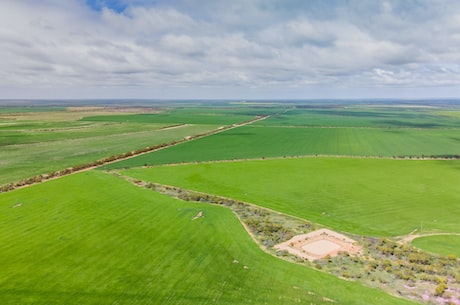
[0, 123, 215, 185]
[255, 107, 460, 128]
[122, 157, 460, 236]
[0, 171, 416, 305]
[1, 106, 262, 185]
[2, 102, 459, 304]
[104, 124, 460, 169]
[81, 107, 263, 125]
[412, 235, 460, 257]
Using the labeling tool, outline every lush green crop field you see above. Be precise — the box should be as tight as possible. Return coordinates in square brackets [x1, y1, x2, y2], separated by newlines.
[412, 235, 460, 257]
[122, 157, 460, 237]
[0, 171, 415, 305]
[1, 106, 265, 185]
[81, 108, 259, 125]
[2, 102, 459, 304]
[104, 124, 460, 169]
[0, 122, 215, 185]
[255, 107, 460, 128]
[0, 120, 169, 145]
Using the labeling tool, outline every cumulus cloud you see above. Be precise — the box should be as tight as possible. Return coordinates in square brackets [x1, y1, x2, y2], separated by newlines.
[1, 0, 460, 98]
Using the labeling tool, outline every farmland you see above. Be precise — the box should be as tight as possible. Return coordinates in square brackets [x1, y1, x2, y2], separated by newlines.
[104, 104, 460, 169]
[412, 235, 460, 257]
[1, 100, 460, 305]
[105, 125, 460, 169]
[0, 106, 256, 185]
[0, 171, 415, 305]
[254, 106, 460, 128]
[121, 157, 460, 237]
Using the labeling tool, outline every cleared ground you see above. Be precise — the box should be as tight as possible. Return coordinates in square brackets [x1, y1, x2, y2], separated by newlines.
[275, 229, 362, 261]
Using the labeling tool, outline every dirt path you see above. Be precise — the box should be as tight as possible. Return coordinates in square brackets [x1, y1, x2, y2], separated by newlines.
[397, 232, 460, 244]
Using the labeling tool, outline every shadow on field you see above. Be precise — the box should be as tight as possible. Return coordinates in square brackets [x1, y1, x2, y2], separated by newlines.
[219, 132, 255, 136]
[380, 120, 440, 128]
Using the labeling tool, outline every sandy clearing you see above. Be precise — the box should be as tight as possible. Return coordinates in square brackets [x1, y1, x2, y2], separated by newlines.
[302, 240, 341, 256]
[274, 229, 361, 261]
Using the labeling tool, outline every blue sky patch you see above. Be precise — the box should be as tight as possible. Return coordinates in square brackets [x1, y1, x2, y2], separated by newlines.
[86, 0, 128, 13]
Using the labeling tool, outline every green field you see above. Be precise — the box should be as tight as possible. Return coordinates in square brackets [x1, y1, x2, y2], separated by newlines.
[0, 123, 215, 185]
[0, 171, 415, 305]
[0, 106, 261, 185]
[2, 102, 459, 304]
[255, 107, 460, 128]
[81, 107, 264, 125]
[412, 235, 460, 257]
[122, 157, 460, 236]
[104, 124, 460, 169]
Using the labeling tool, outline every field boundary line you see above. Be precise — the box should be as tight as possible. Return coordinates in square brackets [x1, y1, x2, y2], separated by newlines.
[138, 153, 460, 169]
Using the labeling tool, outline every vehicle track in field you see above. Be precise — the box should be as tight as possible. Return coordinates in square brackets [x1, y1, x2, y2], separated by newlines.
[397, 232, 460, 244]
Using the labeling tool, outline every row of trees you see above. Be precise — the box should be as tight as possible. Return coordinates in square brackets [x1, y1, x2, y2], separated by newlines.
[393, 154, 460, 159]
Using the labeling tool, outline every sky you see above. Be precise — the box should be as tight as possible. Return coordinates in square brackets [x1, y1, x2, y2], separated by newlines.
[1, 0, 460, 99]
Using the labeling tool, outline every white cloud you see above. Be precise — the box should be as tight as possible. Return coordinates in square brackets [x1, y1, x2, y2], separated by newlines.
[1, 0, 460, 98]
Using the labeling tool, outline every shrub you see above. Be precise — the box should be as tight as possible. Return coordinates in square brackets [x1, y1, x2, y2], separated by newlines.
[434, 282, 447, 296]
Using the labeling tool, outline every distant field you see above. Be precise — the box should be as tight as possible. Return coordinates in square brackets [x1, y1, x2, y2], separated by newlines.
[412, 235, 460, 257]
[0, 107, 66, 113]
[104, 125, 460, 169]
[81, 107, 263, 125]
[255, 107, 460, 128]
[0, 123, 215, 185]
[122, 157, 460, 236]
[1, 106, 261, 185]
[0, 171, 415, 305]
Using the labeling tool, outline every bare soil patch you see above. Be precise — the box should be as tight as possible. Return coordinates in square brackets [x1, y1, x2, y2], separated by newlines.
[274, 229, 362, 261]
[192, 211, 203, 220]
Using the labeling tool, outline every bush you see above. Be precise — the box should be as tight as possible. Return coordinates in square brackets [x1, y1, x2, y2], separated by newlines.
[434, 282, 447, 296]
